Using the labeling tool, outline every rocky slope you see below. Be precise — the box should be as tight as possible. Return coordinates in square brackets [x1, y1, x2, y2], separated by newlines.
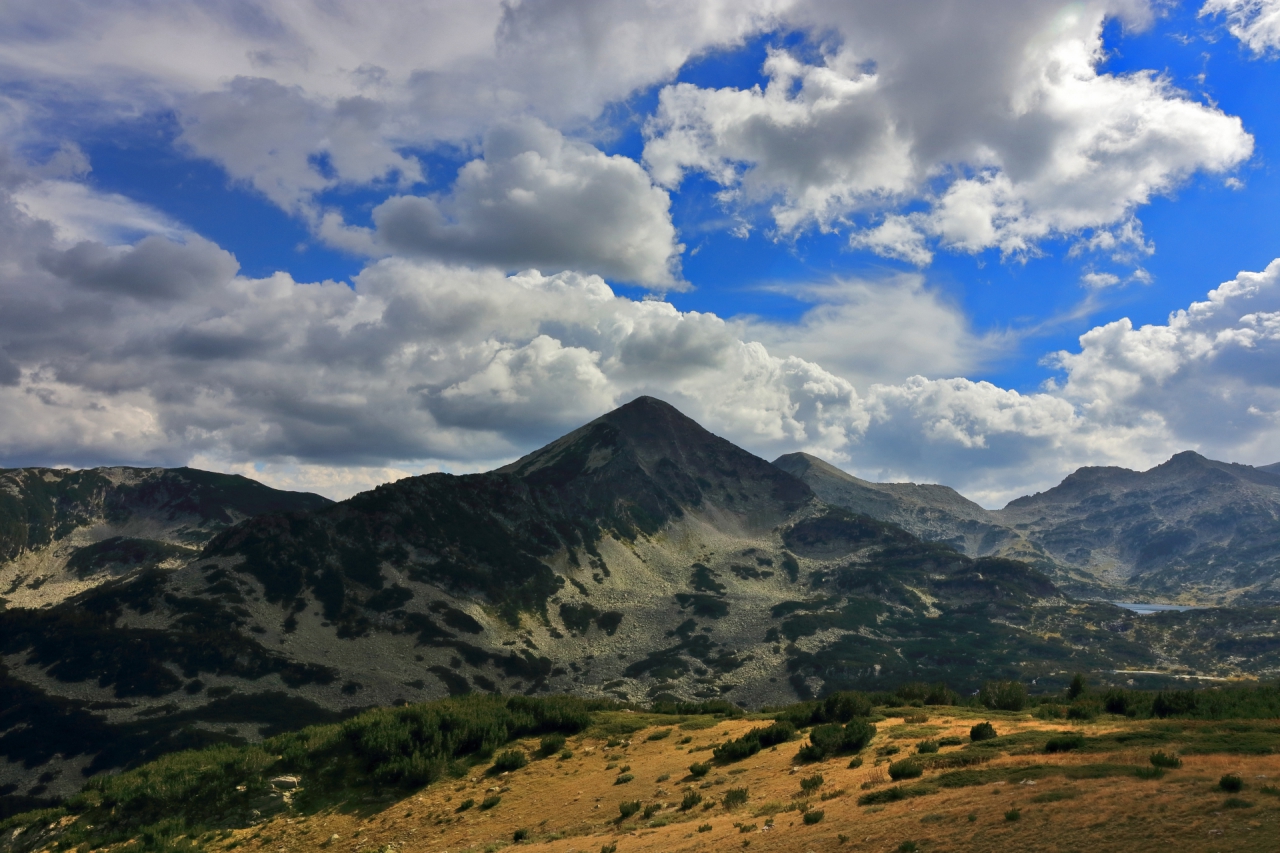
[2, 399, 1278, 815]
[0, 466, 331, 608]
[780, 450, 1280, 603]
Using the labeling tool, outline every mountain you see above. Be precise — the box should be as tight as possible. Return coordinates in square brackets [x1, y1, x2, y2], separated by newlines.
[2, 398, 1279, 815]
[0, 466, 331, 609]
[998, 451, 1280, 601]
[781, 450, 1280, 603]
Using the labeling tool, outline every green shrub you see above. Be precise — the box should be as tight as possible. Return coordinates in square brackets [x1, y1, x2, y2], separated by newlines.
[492, 749, 528, 772]
[969, 722, 997, 742]
[1045, 734, 1085, 753]
[480, 795, 501, 810]
[643, 803, 661, 819]
[681, 790, 703, 811]
[647, 728, 672, 741]
[1135, 767, 1165, 780]
[803, 809, 824, 825]
[1220, 774, 1244, 793]
[713, 721, 796, 762]
[618, 800, 641, 820]
[601, 844, 617, 853]
[615, 773, 634, 785]
[513, 828, 529, 842]
[800, 774, 824, 794]
[539, 733, 566, 756]
[697, 824, 712, 833]
[455, 798, 475, 812]
[796, 718, 876, 762]
[980, 680, 1027, 712]
[938, 737, 964, 747]
[847, 756, 863, 769]
[689, 761, 711, 778]
[1261, 784, 1280, 796]
[723, 788, 749, 809]
[1223, 797, 1253, 809]
[773, 691, 875, 728]
[888, 760, 923, 781]
[1067, 673, 1088, 700]
[898, 843, 918, 853]
[1067, 701, 1099, 721]
[1004, 808, 1021, 822]
[559, 749, 573, 760]
[916, 740, 939, 754]
[1149, 751, 1182, 769]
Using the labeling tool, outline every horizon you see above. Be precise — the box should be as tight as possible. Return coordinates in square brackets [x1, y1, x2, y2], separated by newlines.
[1, 1, 1279, 506]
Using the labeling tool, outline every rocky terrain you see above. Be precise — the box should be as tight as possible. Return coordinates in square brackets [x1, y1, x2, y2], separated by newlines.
[779, 450, 1280, 603]
[2, 398, 1280, 817]
[0, 466, 331, 609]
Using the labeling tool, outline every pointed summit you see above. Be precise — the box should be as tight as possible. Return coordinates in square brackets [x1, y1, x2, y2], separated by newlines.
[498, 396, 812, 535]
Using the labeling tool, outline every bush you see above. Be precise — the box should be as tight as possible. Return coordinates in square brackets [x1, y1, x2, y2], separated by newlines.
[689, 761, 711, 778]
[938, 737, 964, 747]
[539, 733, 566, 756]
[916, 740, 939, 755]
[647, 728, 672, 741]
[969, 722, 997, 742]
[1135, 767, 1165, 780]
[980, 680, 1027, 712]
[1220, 774, 1244, 793]
[1067, 701, 1099, 721]
[601, 844, 617, 853]
[697, 824, 712, 833]
[888, 760, 923, 780]
[480, 795, 501, 810]
[615, 773, 634, 785]
[1067, 673, 1088, 700]
[558, 749, 573, 760]
[1149, 751, 1182, 769]
[1045, 734, 1085, 753]
[713, 721, 796, 763]
[847, 756, 863, 769]
[796, 719, 877, 762]
[618, 800, 641, 820]
[803, 809, 825, 825]
[800, 774, 824, 794]
[643, 803, 661, 818]
[774, 691, 875, 728]
[492, 749, 528, 772]
[1004, 808, 1021, 822]
[455, 798, 474, 812]
[681, 790, 703, 811]
[898, 843, 918, 853]
[723, 788, 749, 809]
[513, 828, 529, 842]
[1223, 797, 1253, 809]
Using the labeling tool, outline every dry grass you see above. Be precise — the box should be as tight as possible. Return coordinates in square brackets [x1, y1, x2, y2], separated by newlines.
[209, 711, 1280, 853]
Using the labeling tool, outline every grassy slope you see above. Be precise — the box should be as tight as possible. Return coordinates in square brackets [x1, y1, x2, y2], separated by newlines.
[5, 689, 1280, 853]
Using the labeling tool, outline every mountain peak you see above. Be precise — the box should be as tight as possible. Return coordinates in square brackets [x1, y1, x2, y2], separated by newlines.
[497, 397, 812, 533]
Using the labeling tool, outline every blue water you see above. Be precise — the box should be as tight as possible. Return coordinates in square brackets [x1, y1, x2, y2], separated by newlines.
[1111, 601, 1202, 615]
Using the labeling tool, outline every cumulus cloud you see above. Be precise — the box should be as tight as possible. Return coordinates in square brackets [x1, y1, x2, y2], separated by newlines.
[645, 1, 1253, 262]
[4, 165, 1280, 505]
[1202, 0, 1280, 54]
[348, 119, 683, 288]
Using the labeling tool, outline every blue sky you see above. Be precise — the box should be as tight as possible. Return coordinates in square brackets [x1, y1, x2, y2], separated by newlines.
[1, 0, 1278, 503]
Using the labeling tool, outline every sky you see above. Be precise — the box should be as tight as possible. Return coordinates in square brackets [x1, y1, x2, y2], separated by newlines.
[0, 0, 1278, 506]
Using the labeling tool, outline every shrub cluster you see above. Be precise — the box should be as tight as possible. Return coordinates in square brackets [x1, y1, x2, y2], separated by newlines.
[1045, 734, 1085, 753]
[491, 749, 528, 773]
[969, 722, 997, 742]
[689, 761, 711, 778]
[797, 719, 876, 763]
[1149, 751, 1182, 769]
[713, 721, 796, 762]
[799, 773, 824, 794]
[979, 680, 1027, 712]
[888, 760, 923, 781]
[774, 691, 874, 728]
[803, 809, 825, 824]
[723, 788, 748, 809]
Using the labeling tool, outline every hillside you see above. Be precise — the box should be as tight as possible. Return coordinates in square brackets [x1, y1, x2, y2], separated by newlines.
[781, 450, 1280, 603]
[4, 399, 1280, 816]
[0, 466, 331, 608]
[5, 688, 1280, 853]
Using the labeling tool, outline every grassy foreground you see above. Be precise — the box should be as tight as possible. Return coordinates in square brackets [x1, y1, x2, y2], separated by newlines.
[3, 687, 1280, 853]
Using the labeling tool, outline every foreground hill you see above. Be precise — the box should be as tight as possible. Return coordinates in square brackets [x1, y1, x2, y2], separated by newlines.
[3, 398, 1280, 814]
[0, 466, 331, 608]
[4, 688, 1280, 853]
[780, 450, 1280, 603]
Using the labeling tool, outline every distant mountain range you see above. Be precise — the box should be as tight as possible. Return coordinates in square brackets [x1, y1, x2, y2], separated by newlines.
[778, 450, 1280, 604]
[2, 398, 1279, 815]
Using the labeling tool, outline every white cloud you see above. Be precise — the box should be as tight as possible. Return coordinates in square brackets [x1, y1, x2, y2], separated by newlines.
[4, 168, 1280, 505]
[644, 2, 1253, 262]
[1202, 0, 1280, 55]
[352, 119, 683, 288]
[1081, 271, 1121, 289]
[12, 180, 186, 246]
